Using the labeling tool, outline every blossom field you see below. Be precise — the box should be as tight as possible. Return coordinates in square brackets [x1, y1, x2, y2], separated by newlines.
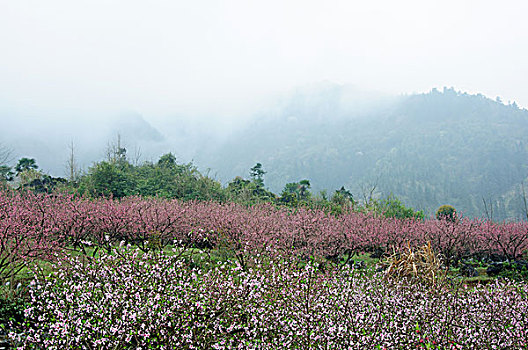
[1, 189, 528, 349]
[10, 248, 528, 349]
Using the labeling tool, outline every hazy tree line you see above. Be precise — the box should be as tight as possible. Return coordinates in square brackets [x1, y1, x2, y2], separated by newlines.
[0, 139, 424, 221]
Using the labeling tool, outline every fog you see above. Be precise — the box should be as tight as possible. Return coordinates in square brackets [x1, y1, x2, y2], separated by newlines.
[1, 0, 528, 177]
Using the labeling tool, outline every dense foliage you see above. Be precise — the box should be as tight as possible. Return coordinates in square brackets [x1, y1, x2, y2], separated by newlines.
[77, 153, 226, 201]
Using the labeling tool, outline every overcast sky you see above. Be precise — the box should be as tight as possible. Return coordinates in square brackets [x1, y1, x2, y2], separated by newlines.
[1, 0, 528, 121]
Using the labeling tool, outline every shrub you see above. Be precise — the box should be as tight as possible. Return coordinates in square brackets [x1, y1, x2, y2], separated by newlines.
[378, 195, 425, 220]
[436, 205, 457, 222]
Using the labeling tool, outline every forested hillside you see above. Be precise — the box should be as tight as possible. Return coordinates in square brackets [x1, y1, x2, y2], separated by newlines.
[201, 86, 528, 220]
[2, 85, 527, 220]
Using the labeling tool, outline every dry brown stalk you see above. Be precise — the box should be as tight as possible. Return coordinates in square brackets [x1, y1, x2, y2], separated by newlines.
[382, 242, 446, 286]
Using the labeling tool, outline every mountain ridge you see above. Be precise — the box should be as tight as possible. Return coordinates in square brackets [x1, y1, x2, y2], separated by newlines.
[200, 86, 528, 220]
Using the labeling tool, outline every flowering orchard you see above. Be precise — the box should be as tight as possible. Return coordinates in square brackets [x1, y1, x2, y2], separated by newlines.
[2, 190, 528, 349]
[10, 247, 528, 349]
[1, 189, 527, 281]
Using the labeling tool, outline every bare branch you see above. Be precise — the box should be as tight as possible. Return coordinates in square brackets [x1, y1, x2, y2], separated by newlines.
[131, 145, 142, 166]
[360, 176, 379, 207]
[65, 140, 80, 181]
[482, 196, 493, 221]
[106, 134, 127, 163]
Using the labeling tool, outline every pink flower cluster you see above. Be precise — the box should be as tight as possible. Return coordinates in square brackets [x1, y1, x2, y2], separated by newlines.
[1, 189, 527, 278]
[12, 247, 528, 349]
[0, 191, 61, 280]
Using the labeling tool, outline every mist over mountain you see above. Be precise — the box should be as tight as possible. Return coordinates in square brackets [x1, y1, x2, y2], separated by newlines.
[0, 98, 253, 177]
[1, 84, 527, 220]
[199, 85, 528, 221]
[0, 106, 168, 173]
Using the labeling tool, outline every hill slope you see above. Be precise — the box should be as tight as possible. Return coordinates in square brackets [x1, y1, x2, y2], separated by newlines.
[201, 86, 528, 220]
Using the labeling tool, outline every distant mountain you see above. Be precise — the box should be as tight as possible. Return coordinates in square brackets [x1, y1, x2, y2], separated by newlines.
[0, 109, 168, 176]
[112, 113, 165, 143]
[200, 85, 528, 220]
[2, 84, 527, 220]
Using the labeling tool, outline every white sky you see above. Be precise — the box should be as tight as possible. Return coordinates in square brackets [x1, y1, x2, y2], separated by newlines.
[1, 0, 528, 119]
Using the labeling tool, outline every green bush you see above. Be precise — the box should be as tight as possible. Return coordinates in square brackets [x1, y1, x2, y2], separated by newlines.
[436, 205, 457, 222]
[379, 195, 425, 220]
